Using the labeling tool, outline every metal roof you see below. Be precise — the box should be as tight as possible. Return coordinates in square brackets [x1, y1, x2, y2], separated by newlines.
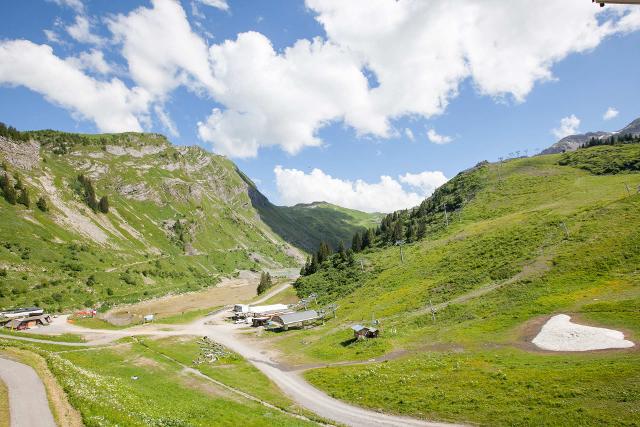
[351, 324, 366, 332]
[275, 310, 318, 325]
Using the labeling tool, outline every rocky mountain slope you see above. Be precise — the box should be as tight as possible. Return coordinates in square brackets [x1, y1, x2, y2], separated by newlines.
[0, 127, 379, 312]
[541, 116, 640, 154]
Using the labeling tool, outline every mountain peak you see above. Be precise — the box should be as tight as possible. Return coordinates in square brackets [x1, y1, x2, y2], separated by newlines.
[540, 116, 639, 155]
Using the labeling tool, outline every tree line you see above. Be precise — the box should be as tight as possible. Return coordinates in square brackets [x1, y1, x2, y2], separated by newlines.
[582, 133, 640, 149]
[299, 162, 487, 278]
[76, 174, 109, 213]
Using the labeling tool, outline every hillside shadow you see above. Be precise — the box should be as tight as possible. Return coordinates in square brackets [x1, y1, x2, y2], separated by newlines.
[237, 167, 369, 252]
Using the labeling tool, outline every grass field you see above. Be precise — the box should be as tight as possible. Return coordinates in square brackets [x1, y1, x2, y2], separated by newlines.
[0, 377, 8, 427]
[268, 148, 640, 425]
[0, 329, 85, 343]
[0, 337, 315, 426]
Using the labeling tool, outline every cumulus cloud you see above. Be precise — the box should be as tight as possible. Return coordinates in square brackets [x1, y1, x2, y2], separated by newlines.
[274, 166, 447, 213]
[196, 0, 229, 11]
[108, 0, 220, 100]
[552, 115, 581, 139]
[603, 107, 619, 120]
[67, 15, 103, 45]
[399, 171, 448, 195]
[0, 40, 150, 132]
[199, 0, 640, 157]
[6, 0, 640, 155]
[427, 129, 452, 145]
[66, 50, 112, 74]
[199, 32, 377, 157]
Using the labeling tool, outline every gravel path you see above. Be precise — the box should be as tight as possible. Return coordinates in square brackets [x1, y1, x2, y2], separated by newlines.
[3, 281, 462, 427]
[0, 357, 56, 427]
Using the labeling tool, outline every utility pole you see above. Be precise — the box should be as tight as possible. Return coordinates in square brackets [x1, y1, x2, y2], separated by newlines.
[560, 222, 570, 239]
[429, 299, 436, 323]
[359, 258, 364, 272]
[625, 183, 631, 196]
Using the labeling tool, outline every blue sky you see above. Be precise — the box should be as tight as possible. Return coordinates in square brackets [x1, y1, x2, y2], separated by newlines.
[1, 0, 639, 212]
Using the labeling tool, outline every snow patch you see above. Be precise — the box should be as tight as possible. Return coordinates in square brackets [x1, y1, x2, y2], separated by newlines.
[532, 314, 634, 352]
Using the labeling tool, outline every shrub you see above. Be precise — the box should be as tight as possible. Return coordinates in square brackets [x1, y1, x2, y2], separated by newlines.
[36, 196, 49, 212]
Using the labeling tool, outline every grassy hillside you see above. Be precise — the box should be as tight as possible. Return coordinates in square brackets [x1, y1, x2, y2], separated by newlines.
[271, 145, 640, 425]
[241, 176, 383, 253]
[0, 338, 316, 426]
[0, 127, 380, 313]
[0, 128, 372, 314]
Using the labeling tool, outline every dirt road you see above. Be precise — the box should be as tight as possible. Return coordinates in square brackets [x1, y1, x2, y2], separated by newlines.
[5, 280, 461, 427]
[0, 357, 56, 427]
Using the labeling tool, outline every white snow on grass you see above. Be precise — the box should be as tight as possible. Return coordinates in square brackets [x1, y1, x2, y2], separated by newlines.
[532, 314, 635, 352]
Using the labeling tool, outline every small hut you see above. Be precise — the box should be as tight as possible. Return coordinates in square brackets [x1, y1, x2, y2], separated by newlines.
[351, 324, 379, 340]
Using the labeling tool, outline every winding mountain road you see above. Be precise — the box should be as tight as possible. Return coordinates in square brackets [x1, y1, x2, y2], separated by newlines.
[1, 281, 461, 427]
[0, 357, 56, 427]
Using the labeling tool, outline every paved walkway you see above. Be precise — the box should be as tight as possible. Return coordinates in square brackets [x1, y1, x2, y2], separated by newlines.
[0, 357, 56, 427]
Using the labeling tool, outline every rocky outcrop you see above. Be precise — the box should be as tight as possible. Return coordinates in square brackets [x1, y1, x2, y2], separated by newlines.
[117, 182, 162, 204]
[0, 137, 40, 170]
[106, 144, 166, 158]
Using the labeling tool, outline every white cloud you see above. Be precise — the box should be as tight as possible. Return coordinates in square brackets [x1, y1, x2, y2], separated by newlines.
[196, 0, 229, 11]
[0, 40, 150, 133]
[7, 0, 640, 156]
[108, 0, 220, 100]
[427, 128, 452, 145]
[552, 114, 581, 139]
[603, 107, 619, 120]
[399, 171, 448, 195]
[49, 0, 84, 13]
[43, 29, 62, 44]
[404, 128, 415, 141]
[199, 32, 378, 157]
[66, 50, 112, 74]
[198, 0, 640, 157]
[274, 166, 447, 213]
[67, 15, 103, 45]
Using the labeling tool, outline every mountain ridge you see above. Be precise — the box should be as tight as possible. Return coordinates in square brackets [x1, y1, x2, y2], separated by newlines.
[541, 116, 640, 155]
[0, 126, 380, 311]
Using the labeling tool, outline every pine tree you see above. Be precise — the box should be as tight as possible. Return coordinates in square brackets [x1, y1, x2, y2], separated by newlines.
[346, 248, 355, 266]
[307, 254, 319, 274]
[361, 228, 371, 249]
[257, 271, 273, 294]
[317, 241, 332, 264]
[78, 174, 98, 211]
[36, 196, 48, 212]
[98, 195, 109, 214]
[337, 241, 346, 261]
[417, 219, 427, 240]
[351, 232, 362, 252]
[301, 256, 311, 276]
[1, 173, 17, 205]
[17, 187, 30, 208]
[391, 221, 403, 242]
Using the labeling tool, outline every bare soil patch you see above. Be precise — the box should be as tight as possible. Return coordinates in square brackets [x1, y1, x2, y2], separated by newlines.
[103, 272, 260, 326]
